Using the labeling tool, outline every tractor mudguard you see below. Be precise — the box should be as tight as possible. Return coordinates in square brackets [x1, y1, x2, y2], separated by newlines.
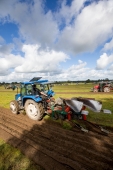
[47, 89, 55, 97]
[15, 94, 21, 101]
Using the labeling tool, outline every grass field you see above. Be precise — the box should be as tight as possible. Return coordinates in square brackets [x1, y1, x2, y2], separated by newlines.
[0, 139, 44, 170]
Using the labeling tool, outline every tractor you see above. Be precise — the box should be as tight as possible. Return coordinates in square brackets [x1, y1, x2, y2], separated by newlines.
[92, 81, 113, 92]
[10, 77, 55, 120]
[10, 77, 111, 125]
[4, 84, 18, 90]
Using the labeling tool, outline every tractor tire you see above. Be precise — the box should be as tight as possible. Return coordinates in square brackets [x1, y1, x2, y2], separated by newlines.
[10, 100, 19, 114]
[93, 88, 98, 92]
[104, 87, 110, 92]
[25, 99, 44, 120]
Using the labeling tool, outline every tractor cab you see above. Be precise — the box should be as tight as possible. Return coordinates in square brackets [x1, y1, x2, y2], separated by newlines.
[39, 82, 54, 97]
[15, 77, 54, 104]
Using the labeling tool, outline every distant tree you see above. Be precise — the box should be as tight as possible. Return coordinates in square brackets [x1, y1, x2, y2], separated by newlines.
[105, 78, 109, 81]
[86, 79, 90, 83]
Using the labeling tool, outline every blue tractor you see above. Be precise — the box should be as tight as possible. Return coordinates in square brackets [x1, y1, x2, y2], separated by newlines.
[10, 77, 55, 120]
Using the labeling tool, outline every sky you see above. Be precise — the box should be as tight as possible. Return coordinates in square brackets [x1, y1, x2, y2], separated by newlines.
[0, 0, 113, 82]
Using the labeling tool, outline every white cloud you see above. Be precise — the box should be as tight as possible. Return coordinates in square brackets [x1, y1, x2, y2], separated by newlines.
[0, 0, 58, 47]
[0, 36, 5, 43]
[96, 53, 113, 69]
[108, 63, 113, 70]
[56, 0, 86, 26]
[1, 0, 113, 55]
[52, 60, 89, 81]
[0, 44, 14, 54]
[68, 60, 87, 71]
[0, 53, 24, 74]
[56, 0, 113, 54]
[0, 57, 113, 83]
[0, 43, 24, 75]
[15, 44, 69, 73]
[103, 38, 113, 51]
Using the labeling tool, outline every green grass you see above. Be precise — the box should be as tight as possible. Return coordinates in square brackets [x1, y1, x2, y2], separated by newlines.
[87, 111, 113, 127]
[53, 83, 92, 92]
[0, 139, 44, 170]
[0, 91, 15, 108]
[0, 86, 16, 108]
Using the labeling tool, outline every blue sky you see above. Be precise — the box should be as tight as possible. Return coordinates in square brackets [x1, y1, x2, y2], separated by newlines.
[0, 0, 113, 82]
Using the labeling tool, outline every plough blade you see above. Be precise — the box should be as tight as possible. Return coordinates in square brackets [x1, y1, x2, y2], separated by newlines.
[81, 127, 89, 133]
[102, 109, 112, 114]
[100, 127, 109, 134]
[64, 99, 83, 112]
[74, 123, 88, 133]
[86, 121, 110, 135]
[71, 97, 102, 112]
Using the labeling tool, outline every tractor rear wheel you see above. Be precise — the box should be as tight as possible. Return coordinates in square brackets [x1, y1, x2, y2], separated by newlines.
[10, 100, 19, 114]
[25, 99, 44, 120]
[104, 87, 110, 92]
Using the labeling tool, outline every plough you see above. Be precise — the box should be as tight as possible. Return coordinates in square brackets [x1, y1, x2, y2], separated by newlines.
[45, 97, 111, 134]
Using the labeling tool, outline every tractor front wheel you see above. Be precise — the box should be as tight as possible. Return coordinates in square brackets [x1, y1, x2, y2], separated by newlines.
[10, 100, 19, 114]
[104, 87, 110, 92]
[25, 99, 44, 120]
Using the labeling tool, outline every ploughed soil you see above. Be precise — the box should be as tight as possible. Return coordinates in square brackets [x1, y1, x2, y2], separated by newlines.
[0, 106, 113, 170]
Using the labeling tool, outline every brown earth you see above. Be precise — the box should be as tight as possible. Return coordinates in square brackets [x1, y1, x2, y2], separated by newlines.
[0, 106, 113, 170]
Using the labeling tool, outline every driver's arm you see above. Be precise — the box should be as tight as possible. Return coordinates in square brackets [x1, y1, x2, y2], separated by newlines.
[40, 91, 47, 96]
[36, 88, 47, 96]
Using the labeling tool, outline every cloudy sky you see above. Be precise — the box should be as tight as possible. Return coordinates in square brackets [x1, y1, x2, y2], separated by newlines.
[0, 0, 113, 82]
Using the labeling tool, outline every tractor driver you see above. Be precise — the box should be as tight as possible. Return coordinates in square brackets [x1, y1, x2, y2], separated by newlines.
[32, 84, 47, 97]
